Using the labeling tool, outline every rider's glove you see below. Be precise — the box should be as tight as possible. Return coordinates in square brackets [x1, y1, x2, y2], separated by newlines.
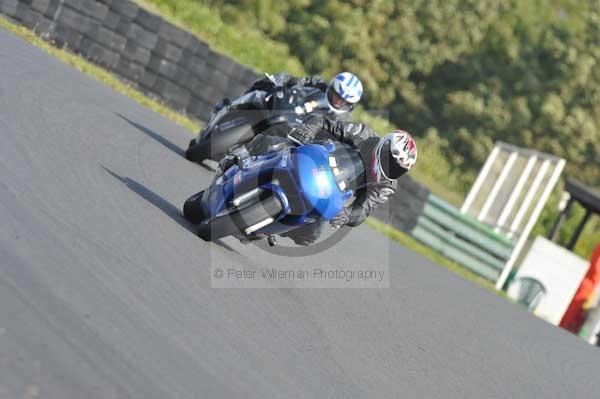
[329, 207, 350, 229]
[288, 125, 315, 145]
[288, 114, 326, 145]
[217, 154, 237, 174]
[217, 146, 249, 174]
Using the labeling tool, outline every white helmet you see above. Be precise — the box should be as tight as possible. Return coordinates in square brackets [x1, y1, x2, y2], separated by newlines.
[371, 130, 417, 181]
[326, 72, 363, 113]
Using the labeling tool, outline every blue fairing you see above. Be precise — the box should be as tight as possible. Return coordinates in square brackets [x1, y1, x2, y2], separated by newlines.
[202, 143, 354, 237]
[202, 151, 288, 221]
[292, 144, 349, 220]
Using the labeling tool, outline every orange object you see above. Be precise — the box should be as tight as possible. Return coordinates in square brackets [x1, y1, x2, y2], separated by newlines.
[560, 244, 600, 333]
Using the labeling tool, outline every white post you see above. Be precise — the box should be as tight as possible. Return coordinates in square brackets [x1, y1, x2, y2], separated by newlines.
[507, 160, 551, 239]
[495, 159, 566, 290]
[494, 156, 538, 233]
[461, 146, 501, 214]
[478, 152, 518, 223]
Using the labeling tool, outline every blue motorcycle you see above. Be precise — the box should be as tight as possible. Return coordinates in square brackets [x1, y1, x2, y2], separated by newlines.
[183, 140, 365, 245]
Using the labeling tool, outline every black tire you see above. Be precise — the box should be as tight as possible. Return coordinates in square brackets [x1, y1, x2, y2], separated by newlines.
[185, 139, 211, 163]
[183, 190, 207, 224]
[185, 123, 254, 163]
[197, 192, 282, 241]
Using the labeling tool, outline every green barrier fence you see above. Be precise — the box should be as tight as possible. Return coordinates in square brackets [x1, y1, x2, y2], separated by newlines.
[411, 194, 516, 281]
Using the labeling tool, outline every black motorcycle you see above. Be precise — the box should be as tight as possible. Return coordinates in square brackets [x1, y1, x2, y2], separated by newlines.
[185, 80, 328, 164]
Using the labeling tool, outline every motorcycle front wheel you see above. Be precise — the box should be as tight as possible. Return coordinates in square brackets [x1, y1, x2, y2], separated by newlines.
[183, 190, 207, 224]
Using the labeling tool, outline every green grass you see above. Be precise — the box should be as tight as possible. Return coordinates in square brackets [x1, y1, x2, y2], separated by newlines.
[0, 16, 200, 133]
[0, 13, 506, 296]
[365, 218, 506, 295]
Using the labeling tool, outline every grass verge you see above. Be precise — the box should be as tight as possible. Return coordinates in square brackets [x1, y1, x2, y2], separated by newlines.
[366, 218, 506, 295]
[0, 15, 504, 296]
[0, 16, 200, 133]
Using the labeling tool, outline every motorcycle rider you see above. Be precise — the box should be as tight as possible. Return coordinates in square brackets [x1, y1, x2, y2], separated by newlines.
[219, 72, 364, 121]
[218, 113, 418, 246]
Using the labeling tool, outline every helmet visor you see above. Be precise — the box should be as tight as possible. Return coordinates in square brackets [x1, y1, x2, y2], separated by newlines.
[327, 89, 353, 111]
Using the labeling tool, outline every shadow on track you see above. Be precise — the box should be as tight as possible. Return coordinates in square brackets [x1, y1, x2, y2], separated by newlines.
[100, 165, 239, 254]
[116, 113, 217, 172]
[117, 113, 185, 156]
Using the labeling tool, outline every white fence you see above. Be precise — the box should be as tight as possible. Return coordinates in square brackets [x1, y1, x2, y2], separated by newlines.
[460, 142, 566, 289]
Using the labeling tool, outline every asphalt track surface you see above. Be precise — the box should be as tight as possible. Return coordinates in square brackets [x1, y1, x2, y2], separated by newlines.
[1, 28, 599, 398]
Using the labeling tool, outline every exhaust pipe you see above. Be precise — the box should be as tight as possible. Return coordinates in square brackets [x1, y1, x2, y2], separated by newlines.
[244, 217, 274, 234]
[231, 188, 260, 207]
